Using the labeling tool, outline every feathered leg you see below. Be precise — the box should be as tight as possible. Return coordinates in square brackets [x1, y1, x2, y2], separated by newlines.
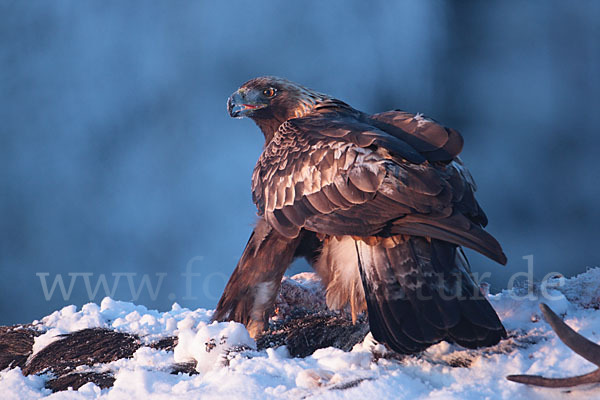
[212, 217, 310, 337]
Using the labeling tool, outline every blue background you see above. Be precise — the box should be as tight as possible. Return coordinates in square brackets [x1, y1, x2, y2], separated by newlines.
[1, 1, 599, 324]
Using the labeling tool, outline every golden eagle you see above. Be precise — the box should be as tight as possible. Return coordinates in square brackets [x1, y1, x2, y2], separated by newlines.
[214, 77, 507, 354]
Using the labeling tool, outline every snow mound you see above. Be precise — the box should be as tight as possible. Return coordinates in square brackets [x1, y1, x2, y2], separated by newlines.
[2, 269, 600, 399]
[30, 297, 212, 357]
[557, 267, 600, 309]
[174, 319, 255, 373]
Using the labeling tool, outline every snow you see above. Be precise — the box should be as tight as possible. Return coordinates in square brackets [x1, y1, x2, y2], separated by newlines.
[3, 270, 600, 399]
[30, 298, 212, 357]
[174, 319, 255, 373]
[412, 112, 430, 128]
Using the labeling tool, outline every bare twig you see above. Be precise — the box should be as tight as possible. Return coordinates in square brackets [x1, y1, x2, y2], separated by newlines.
[507, 303, 600, 387]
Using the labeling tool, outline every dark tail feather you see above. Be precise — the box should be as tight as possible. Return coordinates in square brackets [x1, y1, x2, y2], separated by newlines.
[356, 237, 506, 354]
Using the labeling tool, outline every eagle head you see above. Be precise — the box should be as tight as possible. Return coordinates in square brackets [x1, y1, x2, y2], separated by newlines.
[228, 76, 329, 141]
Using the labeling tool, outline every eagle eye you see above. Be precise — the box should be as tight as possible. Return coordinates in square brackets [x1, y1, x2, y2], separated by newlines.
[262, 87, 276, 98]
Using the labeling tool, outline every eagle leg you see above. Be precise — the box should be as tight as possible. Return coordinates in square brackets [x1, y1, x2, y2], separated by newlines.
[212, 217, 304, 337]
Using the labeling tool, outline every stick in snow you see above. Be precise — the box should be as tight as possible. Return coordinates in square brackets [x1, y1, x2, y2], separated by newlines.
[507, 303, 600, 387]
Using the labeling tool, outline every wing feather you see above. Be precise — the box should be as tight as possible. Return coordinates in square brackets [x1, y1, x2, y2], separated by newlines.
[252, 111, 505, 264]
[369, 110, 464, 161]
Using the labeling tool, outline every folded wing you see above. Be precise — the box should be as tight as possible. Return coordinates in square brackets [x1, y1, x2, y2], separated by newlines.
[252, 110, 506, 264]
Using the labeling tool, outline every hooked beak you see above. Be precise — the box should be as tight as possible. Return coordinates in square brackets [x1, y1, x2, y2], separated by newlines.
[227, 89, 267, 118]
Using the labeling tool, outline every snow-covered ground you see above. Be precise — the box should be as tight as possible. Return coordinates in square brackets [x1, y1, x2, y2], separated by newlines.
[2, 269, 600, 399]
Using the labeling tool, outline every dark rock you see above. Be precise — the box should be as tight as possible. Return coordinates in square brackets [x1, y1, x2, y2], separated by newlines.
[149, 336, 178, 352]
[329, 377, 374, 390]
[23, 328, 141, 376]
[170, 361, 199, 375]
[45, 372, 115, 392]
[0, 325, 39, 370]
[274, 274, 328, 318]
[257, 311, 369, 358]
